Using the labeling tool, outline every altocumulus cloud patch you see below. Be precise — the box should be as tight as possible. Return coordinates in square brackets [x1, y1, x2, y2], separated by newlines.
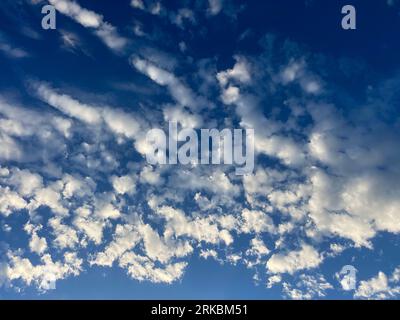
[0, 0, 400, 299]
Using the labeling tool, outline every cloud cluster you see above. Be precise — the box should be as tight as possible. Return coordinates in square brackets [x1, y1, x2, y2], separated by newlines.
[0, 0, 399, 299]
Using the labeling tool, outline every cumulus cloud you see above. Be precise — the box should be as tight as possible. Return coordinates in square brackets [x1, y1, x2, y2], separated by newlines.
[355, 272, 400, 299]
[208, 0, 223, 15]
[131, 57, 200, 109]
[283, 274, 333, 299]
[6, 251, 82, 291]
[1, 1, 400, 298]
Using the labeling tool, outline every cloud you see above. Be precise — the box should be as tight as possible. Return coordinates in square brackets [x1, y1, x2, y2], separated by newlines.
[217, 56, 251, 87]
[131, 0, 145, 10]
[0, 42, 29, 59]
[157, 206, 234, 245]
[35, 82, 142, 142]
[283, 274, 333, 299]
[29, 232, 48, 255]
[119, 252, 187, 284]
[267, 244, 323, 275]
[48, 0, 127, 51]
[208, 0, 223, 15]
[6, 251, 82, 291]
[355, 272, 399, 299]
[240, 209, 275, 234]
[36, 83, 101, 124]
[0, 186, 27, 217]
[111, 175, 136, 195]
[131, 57, 200, 109]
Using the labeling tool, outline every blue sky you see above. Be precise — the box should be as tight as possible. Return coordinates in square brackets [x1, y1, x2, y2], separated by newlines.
[1, 0, 400, 300]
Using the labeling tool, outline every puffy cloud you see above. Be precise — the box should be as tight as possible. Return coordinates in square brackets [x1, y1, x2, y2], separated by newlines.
[158, 206, 234, 245]
[102, 108, 141, 139]
[208, 0, 223, 15]
[48, 217, 79, 249]
[169, 169, 240, 197]
[6, 168, 43, 197]
[95, 203, 121, 220]
[91, 224, 141, 267]
[35, 82, 143, 143]
[119, 252, 187, 284]
[6, 251, 82, 291]
[283, 274, 333, 299]
[221, 86, 240, 105]
[217, 57, 251, 86]
[139, 165, 164, 185]
[131, 0, 145, 10]
[139, 223, 192, 263]
[1, 6, 400, 297]
[163, 105, 203, 129]
[267, 274, 282, 288]
[29, 233, 48, 255]
[29, 185, 68, 216]
[111, 175, 136, 195]
[246, 237, 270, 257]
[0, 186, 27, 216]
[0, 133, 22, 161]
[355, 272, 398, 299]
[267, 244, 322, 274]
[73, 206, 105, 245]
[241, 209, 275, 234]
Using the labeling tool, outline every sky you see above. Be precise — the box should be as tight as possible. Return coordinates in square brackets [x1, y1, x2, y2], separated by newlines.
[0, 0, 400, 300]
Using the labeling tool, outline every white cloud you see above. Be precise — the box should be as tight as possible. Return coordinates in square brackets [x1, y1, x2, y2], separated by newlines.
[29, 233, 48, 255]
[267, 274, 282, 288]
[139, 165, 164, 185]
[48, 217, 79, 249]
[91, 224, 141, 267]
[241, 209, 275, 234]
[111, 175, 136, 195]
[0, 133, 22, 161]
[355, 272, 398, 299]
[246, 237, 270, 257]
[96, 203, 120, 220]
[217, 57, 251, 86]
[102, 107, 141, 139]
[6, 251, 82, 291]
[158, 206, 234, 245]
[73, 206, 105, 245]
[0, 186, 27, 217]
[163, 105, 203, 128]
[7, 168, 43, 197]
[119, 252, 187, 284]
[49, 0, 127, 51]
[131, 0, 145, 10]
[267, 244, 322, 274]
[208, 0, 223, 15]
[29, 185, 68, 216]
[283, 274, 333, 299]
